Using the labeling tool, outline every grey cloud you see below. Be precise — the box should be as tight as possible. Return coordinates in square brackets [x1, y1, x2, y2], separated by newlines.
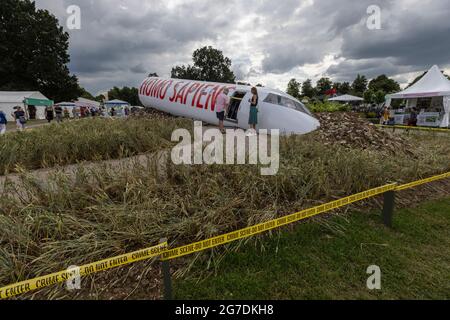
[34, 0, 450, 93]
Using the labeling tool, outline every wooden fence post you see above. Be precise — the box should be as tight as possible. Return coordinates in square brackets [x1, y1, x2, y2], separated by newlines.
[160, 238, 173, 300]
[382, 190, 395, 228]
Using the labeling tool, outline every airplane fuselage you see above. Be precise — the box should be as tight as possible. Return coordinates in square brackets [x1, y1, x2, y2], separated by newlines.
[139, 77, 320, 135]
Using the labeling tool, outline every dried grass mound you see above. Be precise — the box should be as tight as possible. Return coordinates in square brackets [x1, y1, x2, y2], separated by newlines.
[130, 107, 176, 120]
[314, 112, 413, 155]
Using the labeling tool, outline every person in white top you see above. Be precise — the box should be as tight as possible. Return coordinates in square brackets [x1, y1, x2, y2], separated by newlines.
[215, 88, 230, 134]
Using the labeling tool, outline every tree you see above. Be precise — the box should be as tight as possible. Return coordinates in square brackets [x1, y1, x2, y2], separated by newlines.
[78, 86, 95, 100]
[171, 46, 236, 83]
[316, 77, 332, 96]
[351, 74, 368, 96]
[368, 75, 400, 94]
[0, 0, 81, 101]
[364, 89, 375, 104]
[374, 90, 386, 105]
[108, 86, 142, 106]
[286, 78, 301, 99]
[340, 82, 351, 95]
[301, 79, 316, 98]
[148, 72, 159, 77]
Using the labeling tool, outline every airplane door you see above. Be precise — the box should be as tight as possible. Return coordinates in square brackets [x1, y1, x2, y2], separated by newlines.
[226, 91, 249, 126]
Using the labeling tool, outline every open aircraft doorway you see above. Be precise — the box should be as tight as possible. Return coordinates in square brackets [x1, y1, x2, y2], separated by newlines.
[226, 91, 247, 123]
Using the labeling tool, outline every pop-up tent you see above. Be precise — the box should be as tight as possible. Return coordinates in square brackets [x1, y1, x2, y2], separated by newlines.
[76, 97, 100, 109]
[329, 94, 364, 102]
[0, 91, 53, 121]
[386, 65, 450, 128]
[104, 99, 130, 117]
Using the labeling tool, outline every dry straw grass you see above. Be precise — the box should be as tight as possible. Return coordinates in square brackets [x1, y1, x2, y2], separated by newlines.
[0, 117, 192, 175]
[1, 127, 449, 291]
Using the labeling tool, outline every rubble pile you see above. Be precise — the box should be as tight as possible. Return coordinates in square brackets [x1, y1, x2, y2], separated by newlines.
[314, 112, 413, 154]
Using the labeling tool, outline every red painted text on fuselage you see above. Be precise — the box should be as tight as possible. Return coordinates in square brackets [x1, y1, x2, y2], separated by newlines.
[140, 78, 236, 112]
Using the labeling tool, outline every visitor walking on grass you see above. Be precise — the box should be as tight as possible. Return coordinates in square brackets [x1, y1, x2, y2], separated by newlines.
[54, 105, 63, 123]
[0, 110, 7, 135]
[12, 106, 26, 131]
[45, 105, 54, 123]
[64, 107, 70, 119]
[216, 88, 230, 134]
[247, 87, 259, 136]
[381, 106, 390, 125]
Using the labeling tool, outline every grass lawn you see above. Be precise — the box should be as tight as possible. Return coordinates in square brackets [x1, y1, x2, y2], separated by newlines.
[174, 197, 450, 300]
[5, 119, 48, 130]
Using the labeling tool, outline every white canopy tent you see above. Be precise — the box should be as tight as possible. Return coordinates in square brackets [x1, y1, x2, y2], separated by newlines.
[329, 94, 364, 102]
[0, 91, 51, 121]
[386, 65, 450, 128]
[104, 99, 130, 117]
[76, 97, 100, 109]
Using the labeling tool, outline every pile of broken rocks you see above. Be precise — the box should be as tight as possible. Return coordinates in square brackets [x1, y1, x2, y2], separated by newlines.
[314, 112, 413, 155]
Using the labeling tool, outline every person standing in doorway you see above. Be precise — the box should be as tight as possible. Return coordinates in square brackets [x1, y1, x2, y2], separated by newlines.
[0, 110, 7, 135]
[248, 87, 259, 135]
[215, 88, 230, 134]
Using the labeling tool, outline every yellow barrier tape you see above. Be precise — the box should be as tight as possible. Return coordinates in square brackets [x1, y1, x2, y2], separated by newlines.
[0, 242, 167, 300]
[396, 172, 450, 191]
[161, 184, 397, 260]
[376, 124, 450, 133]
[2, 171, 448, 299]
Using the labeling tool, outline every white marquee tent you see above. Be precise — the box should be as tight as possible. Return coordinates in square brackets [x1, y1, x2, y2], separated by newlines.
[329, 94, 364, 102]
[0, 91, 52, 121]
[386, 65, 450, 128]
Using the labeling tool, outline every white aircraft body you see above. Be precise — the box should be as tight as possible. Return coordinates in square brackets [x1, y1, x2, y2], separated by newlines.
[138, 77, 320, 134]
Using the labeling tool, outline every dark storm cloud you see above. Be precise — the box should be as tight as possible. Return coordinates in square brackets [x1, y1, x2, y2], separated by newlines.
[34, 0, 450, 93]
[328, 0, 450, 82]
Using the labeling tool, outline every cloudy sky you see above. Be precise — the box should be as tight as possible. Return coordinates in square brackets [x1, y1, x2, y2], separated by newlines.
[35, 0, 450, 95]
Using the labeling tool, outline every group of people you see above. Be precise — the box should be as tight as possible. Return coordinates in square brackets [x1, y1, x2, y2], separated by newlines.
[44, 105, 131, 123]
[215, 87, 259, 135]
[381, 106, 418, 126]
[0, 106, 27, 135]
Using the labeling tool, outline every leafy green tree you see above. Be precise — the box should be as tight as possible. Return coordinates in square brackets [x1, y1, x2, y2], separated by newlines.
[316, 77, 332, 95]
[374, 90, 386, 104]
[108, 86, 142, 106]
[301, 79, 316, 98]
[0, 0, 81, 101]
[364, 89, 375, 103]
[339, 82, 351, 95]
[78, 86, 96, 100]
[286, 78, 301, 99]
[171, 46, 236, 83]
[368, 75, 400, 94]
[351, 74, 368, 96]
